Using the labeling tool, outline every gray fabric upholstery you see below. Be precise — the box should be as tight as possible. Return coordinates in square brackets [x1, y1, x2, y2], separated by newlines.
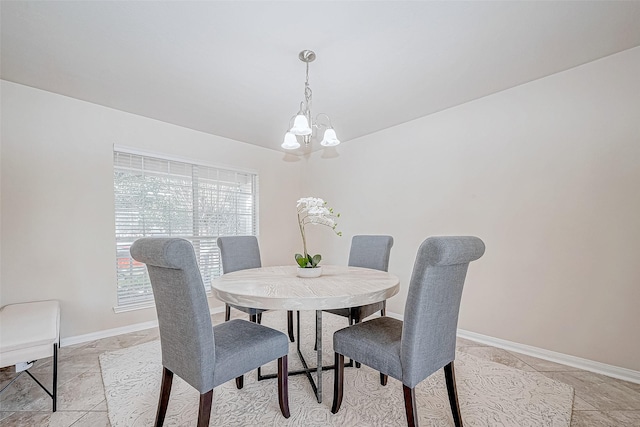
[130, 238, 215, 393]
[348, 235, 394, 271]
[333, 316, 403, 379]
[217, 236, 266, 316]
[333, 236, 485, 388]
[130, 237, 288, 394]
[325, 235, 394, 321]
[212, 319, 288, 387]
[217, 236, 262, 273]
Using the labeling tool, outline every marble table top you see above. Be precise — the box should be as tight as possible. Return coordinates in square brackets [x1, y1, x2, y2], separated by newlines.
[210, 265, 400, 311]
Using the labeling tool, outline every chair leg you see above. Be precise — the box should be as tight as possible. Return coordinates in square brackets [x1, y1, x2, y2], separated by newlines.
[380, 373, 388, 386]
[381, 300, 386, 317]
[403, 385, 418, 427]
[225, 304, 231, 321]
[444, 361, 463, 427]
[331, 353, 345, 414]
[277, 355, 290, 418]
[155, 367, 174, 427]
[257, 313, 262, 324]
[346, 314, 355, 366]
[287, 311, 295, 342]
[235, 375, 244, 389]
[250, 313, 257, 323]
[197, 390, 213, 427]
[354, 318, 361, 369]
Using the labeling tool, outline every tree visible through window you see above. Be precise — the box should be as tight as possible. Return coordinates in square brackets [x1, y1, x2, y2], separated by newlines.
[113, 150, 258, 310]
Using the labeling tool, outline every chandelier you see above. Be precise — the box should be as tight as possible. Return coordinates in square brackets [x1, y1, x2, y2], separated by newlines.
[281, 50, 340, 150]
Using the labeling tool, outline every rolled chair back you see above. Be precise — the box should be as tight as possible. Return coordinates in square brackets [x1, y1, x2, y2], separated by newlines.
[401, 236, 485, 388]
[130, 237, 215, 393]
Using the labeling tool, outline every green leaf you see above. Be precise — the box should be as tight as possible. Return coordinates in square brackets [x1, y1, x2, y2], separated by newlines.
[295, 253, 308, 267]
[311, 254, 321, 267]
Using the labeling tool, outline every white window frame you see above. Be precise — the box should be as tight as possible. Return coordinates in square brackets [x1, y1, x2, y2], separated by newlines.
[113, 146, 259, 312]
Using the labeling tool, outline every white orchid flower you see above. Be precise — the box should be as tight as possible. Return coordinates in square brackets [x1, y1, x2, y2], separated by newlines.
[296, 196, 341, 267]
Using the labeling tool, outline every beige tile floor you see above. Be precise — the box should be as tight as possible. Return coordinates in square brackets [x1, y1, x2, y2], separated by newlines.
[1, 313, 640, 427]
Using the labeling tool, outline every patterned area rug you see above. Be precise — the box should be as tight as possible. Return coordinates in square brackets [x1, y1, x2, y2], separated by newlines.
[100, 311, 573, 426]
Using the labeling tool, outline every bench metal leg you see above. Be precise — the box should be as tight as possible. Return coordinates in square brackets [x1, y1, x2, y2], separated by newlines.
[3, 343, 59, 412]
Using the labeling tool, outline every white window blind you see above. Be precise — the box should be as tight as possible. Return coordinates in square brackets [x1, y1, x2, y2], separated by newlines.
[114, 150, 258, 310]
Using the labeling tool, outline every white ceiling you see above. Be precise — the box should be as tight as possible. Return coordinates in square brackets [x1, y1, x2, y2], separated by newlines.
[2, 1, 640, 153]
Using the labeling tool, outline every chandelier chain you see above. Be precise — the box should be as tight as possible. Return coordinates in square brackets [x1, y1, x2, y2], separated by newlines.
[304, 61, 312, 113]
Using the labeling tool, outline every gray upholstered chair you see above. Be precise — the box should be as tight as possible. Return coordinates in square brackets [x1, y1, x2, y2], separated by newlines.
[331, 236, 485, 427]
[130, 237, 290, 427]
[217, 236, 295, 342]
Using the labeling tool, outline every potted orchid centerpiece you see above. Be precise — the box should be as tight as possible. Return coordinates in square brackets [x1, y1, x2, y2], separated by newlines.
[295, 197, 341, 277]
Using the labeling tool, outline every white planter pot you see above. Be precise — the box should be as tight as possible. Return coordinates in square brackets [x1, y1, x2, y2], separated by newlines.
[297, 266, 322, 278]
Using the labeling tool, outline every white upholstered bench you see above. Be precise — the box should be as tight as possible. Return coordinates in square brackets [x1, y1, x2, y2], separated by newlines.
[0, 300, 60, 411]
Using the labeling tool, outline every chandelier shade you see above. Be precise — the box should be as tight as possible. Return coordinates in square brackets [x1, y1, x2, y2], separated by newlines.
[290, 114, 312, 135]
[281, 132, 301, 149]
[281, 50, 340, 150]
[320, 128, 340, 147]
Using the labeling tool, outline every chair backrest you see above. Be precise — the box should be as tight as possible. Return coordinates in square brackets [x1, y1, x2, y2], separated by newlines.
[400, 236, 485, 388]
[348, 235, 394, 272]
[217, 236, 262, 274]
[130, 237, 215, 393]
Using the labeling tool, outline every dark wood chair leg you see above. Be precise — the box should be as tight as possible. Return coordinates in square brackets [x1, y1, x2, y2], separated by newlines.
[354, 318, 362, 368]
[250, 313, 257, 323]
[403, 385, 418, 427]
[235, 375, 244, 389]
[225, 304, 231, 321]
[287, 311, 295, 342]
[257, 312, 262, 324]
[381, 300, 386, 317]
[277, 355, 290, 418]
[155, 367, 174, 427]
[197, 390, 213, 427]
[346, 313, 355, 366]
[380, 373, 388, 386]
[331, 353, 345, 414]
[444, 361, 463, 427]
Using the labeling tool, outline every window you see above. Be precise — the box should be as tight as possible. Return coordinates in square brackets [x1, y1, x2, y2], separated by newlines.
[113, 148, 258, 311]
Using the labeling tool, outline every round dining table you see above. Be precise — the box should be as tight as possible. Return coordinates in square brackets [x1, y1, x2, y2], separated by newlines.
[210, 264, 400, 403]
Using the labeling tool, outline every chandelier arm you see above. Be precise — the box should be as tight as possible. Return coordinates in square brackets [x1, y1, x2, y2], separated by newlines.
[314, 113, 333, 129]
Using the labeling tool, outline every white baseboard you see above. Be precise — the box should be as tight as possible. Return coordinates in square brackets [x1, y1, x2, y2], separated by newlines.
[61, 308, 640, 385]
[386, 310, 639, 385]
[457, 329, 640, 385]
[60, 306, 226, 347]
